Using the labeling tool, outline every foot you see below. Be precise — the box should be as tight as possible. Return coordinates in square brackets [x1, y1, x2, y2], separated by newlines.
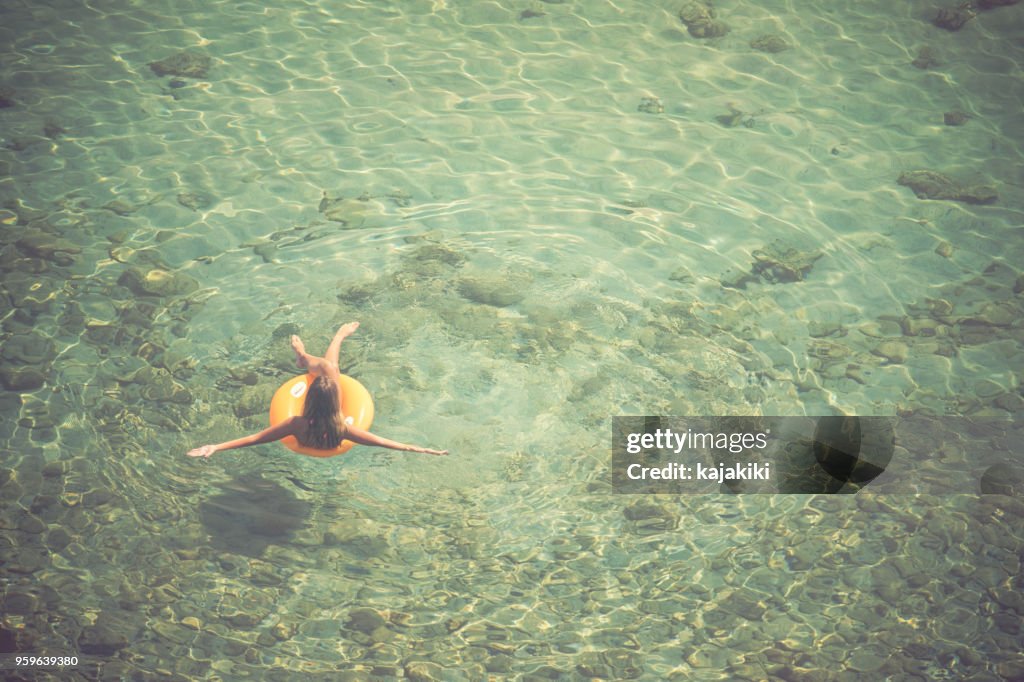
[291, 335, 309, 368]
[336, 321, 360, 339]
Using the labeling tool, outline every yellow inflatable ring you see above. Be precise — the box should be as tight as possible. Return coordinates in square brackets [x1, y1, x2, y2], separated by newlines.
[268, 373, 374, 457]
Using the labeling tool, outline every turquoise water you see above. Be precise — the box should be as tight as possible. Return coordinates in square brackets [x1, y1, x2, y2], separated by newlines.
[2, 0, 1023, 679]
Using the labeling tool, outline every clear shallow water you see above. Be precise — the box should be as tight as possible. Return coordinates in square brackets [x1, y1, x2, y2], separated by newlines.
[1, 0, 1023, 679]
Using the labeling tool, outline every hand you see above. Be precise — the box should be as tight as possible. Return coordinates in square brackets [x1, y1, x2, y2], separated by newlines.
[423, 448, 448, 456]
[187, 444, 216, 458]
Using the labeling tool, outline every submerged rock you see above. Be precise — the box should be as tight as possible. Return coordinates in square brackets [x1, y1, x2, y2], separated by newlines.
[148, 51, 212, 79]
[42, 121, 65, 138]
[897, 170, 997, 205]
[750, 34, 792, 53]
[977, 0, 1020, 8]
[406, 242, 467, 268]
[911, 46, 940, 69]
[15, 230, 81, 265]
[1, 332, 56, 366]
[933, 7, 974, 31]
[117, 266, 199, 297]
[943, 110, 970, 126]
[623, 500, 679, 531]
[78, 613, 132, 655]
[0, 367, 45, 391]
[404, 661, 447, 682]
[980, 462, 1022, 496]
[345, 608, 386, 634]
[103, 200, 137, 216]
[177, 192, 211, 211]
[318, 193, 376, 228]
[715, 104, 753, 128]
[872, 340, 909, 364]
[637, 97, 664, 114]
[750, 242, 823, 284]
[678, 2, 729, 38]
[457, 273, 529, 307]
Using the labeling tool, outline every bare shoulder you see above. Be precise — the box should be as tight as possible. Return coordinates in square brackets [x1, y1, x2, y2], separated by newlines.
[282, 415, 306, 437]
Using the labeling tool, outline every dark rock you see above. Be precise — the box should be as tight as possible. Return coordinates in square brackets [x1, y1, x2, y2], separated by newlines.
[318, 194, 375, 227]
[912, 46, 940, 69]
[78, 614, 130, 655]
[103, 200, 137, 216]
[933, 8, 974, 31]
[47, 527, 73, 552]
[177, 192, 210, 211]
[679, 2, 713, 25]
[980, 462, 1022, 496]
[944, 111, 970, 126]
[623, 501, 679, 531]
[17, 512, 47, 534]
[168, 79, 187, 88]
[345, 608, 386, 633]
[0, 624, 33, 652]
[0, 367, 45, 391]
[638, 97, 664, 114]
[751, 242, 822, 284]
[407, 242, 467, 267]
[3, 591, 38, 614]
[1, 332, 55, 366]
[897, 170, 997, 205]
[750, 34, 792, 53]
[42, 461, 67, 478]
[148, 51, 212, 79]
[457, 274, 527, 307]
[716, 105, 751, 128]
[82, 488, 115, 508]
[117, 266, 199, 297]
[0, 87, 15, 108]
[678, 2, 729, 38]
[720, 588, 768, 621]
[404, 661, 446, 682]
[42, 121, 65, 138]
[15, 231, 81, 264]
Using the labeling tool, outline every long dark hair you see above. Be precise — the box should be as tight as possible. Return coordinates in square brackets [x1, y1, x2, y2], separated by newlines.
[302, 375, 346, 449]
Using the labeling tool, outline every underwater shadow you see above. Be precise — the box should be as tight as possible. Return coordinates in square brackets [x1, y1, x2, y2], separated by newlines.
[199, 472, 312, 558]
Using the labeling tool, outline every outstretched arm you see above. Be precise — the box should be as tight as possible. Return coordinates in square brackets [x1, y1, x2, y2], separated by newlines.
[187, 417, 299, 458]
[344, 425, 448, 456]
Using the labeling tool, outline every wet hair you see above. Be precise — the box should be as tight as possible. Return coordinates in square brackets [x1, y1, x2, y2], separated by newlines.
[301, 375, 347, 450]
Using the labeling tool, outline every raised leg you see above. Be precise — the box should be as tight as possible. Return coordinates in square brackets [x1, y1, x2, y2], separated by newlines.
[324, 321, 359, 367]
[291, 335, 332, 376]
[291, 335, 312, 369]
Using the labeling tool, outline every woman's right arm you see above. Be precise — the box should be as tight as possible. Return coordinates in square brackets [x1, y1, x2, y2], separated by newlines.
[187, 417, 300, 458]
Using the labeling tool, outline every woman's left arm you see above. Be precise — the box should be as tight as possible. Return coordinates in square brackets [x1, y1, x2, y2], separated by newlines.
[187, 417, 299, 458]
[343, 425, 448, 456]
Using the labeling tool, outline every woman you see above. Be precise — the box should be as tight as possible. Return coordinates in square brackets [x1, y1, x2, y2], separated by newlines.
[187, 322, 448, 458]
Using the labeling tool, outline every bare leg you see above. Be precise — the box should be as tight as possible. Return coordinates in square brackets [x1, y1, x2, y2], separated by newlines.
[291, 335, 332, 376]
[324, 321, 359, 367]
[291, 335, 310, 368]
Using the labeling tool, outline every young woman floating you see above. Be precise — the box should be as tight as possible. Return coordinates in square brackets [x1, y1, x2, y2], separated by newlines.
[187, 322, 448, 459]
